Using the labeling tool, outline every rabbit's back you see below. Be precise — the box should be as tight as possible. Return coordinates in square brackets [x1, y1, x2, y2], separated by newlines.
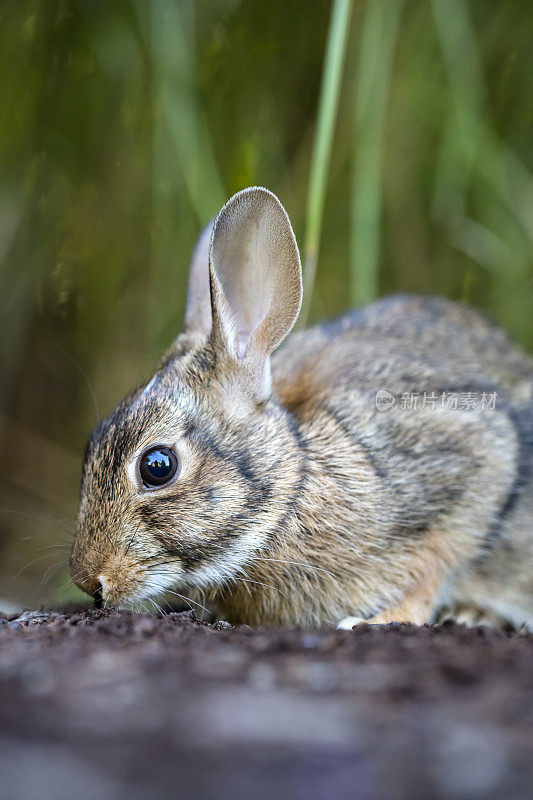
[274, 295, 533, 406]
[272, 294, 533, 628]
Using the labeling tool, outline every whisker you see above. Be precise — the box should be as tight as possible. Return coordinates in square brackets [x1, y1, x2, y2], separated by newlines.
[140, 600, 155, 618]
[67, 568, 92, 583]
[252, 555, 337, 581]
[163, 589, 212, 616]
[55, 341, 101, 424]
[234, 577, 288, 600]
[161, 597, 181, 615]
[33, 543, 71, 552]
[57, 568, 98, 595]
[148, 597, 166, 617]
[168, 593, 193, 612]
[11, 553, 65, 580]
[40, 560, 67, 585]
[0, 508, 74, 537]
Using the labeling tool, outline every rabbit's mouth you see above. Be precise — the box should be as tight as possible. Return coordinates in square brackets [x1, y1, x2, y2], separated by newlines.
[93, 585, 103, 609]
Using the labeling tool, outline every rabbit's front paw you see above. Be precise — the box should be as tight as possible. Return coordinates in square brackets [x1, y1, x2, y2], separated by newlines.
[337, 616, 367, 630]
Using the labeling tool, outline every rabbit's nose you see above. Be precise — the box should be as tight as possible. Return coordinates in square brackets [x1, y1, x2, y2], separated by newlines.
[71, 571, 103, 604]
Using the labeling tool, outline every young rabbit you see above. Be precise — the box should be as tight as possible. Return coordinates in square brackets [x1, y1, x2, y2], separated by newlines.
[70, 187, 533, 629]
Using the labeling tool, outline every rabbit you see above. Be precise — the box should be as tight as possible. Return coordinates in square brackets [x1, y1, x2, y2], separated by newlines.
[70, 186, 533, 630]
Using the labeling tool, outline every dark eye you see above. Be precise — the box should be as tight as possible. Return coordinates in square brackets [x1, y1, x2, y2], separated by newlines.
[139, 446, 179, 488]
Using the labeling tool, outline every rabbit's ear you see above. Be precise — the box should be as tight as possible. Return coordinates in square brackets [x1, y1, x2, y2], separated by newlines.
[209, 187, 302, 400]
[184, 219, 214, 336]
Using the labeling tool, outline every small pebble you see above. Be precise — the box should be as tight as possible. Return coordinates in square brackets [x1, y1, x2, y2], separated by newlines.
[211, 620, 233, 630]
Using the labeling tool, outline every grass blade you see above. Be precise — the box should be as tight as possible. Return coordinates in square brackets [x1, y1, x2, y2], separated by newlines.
[301, 0, 352, 323]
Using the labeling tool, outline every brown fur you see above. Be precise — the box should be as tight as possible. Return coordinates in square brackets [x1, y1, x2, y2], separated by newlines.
[70, 188, 533, 629]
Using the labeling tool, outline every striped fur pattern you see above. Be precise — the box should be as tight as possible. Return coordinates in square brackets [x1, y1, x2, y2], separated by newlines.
[70, 188, 533, 629]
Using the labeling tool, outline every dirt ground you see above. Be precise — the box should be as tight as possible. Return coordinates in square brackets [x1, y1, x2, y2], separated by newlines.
[0, 609, 532, 800]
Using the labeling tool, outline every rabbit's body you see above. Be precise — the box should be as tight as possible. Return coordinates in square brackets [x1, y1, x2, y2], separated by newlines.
[192, 295, 533, 627]
[70, 188, 533, 629]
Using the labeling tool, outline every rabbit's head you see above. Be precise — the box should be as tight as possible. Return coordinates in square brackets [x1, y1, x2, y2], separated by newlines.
[70, 188, 303, 608]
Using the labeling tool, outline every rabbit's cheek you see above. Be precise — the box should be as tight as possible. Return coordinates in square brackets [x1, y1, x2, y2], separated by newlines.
[134, 562, 186, 603]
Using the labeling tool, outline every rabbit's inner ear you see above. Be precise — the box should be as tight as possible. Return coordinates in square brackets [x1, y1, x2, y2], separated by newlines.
[209, 187, 302, 390]
[184, 219, 214, 337]
[212, 214, 273, 354]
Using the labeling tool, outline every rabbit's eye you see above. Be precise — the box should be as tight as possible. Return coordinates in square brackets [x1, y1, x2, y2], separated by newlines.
[139, 446, 179, 488]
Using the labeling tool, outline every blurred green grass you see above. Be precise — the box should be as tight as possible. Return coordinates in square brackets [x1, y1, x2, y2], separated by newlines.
[0, 0, 532, 607]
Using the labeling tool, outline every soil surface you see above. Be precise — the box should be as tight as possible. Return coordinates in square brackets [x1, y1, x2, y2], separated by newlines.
[0, 609, 532, 800]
